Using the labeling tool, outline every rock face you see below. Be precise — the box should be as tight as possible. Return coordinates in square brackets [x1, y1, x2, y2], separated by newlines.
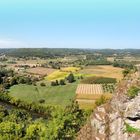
[77, 79, 140, 140]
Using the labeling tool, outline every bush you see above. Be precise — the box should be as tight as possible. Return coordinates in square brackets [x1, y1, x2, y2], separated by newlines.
[40, 82, 46, 86]
[51, 80, 59, 86]
[59, 79, 65, 85]
[95, 95, 108, 106]
[127, 86, 140, 99]
[39, 99, 45, 104]
[122, 69, 130, 77]
[125, 123, 140, 133]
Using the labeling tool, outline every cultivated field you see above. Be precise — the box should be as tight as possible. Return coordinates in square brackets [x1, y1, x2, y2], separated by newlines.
[80, 65, 124, 80]
[26, 67, 56, 76]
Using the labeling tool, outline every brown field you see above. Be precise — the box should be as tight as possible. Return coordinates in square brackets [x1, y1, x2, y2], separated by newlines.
[26, 67, 56, 76]
[76, 93, 112, 110]
[75, 83, 113, 109]
[80, 65, 124, 80]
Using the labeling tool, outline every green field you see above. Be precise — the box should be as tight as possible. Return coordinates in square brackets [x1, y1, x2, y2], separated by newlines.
[9, 82, 78, 107]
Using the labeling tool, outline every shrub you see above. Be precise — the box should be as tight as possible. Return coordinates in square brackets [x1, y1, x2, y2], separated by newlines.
[39, 99, 45, 104]
[95, 95, 108, 106]
[51, 80, 59, 86]
[122, 69, 130, 77]
[59, 79, 65, 85]
[125, 123, 140, 133]
[127, 86, 140, 99]
[40, 82, 46, 87]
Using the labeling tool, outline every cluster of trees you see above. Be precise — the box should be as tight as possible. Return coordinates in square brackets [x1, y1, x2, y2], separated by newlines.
[3, 75, 39, 90]
[113, 61, 134, 69]
[51, 73, 75, 86]
[74, 57, 111, 66]
[51, 79, 65, 86]
[0, 101, 89, 139]
[0, 68, 40, 92]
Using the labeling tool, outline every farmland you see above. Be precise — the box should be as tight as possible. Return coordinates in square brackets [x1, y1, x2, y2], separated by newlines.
[26, 67, 55, 76]
[7, 65, 123, 109]
[0, 48, 139, 139]
[79, 65, 124, 80]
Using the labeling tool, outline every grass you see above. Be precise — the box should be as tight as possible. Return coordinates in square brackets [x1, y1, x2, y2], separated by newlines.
[46, 70, 68, 81]
[9, 82, 78, 107]
[125, 123, 140, 133]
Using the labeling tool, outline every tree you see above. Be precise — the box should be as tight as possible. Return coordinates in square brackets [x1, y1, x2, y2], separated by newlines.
[122, 69, 130, 77]
[67, 73, 75, 83]
[59, 79, 65, 85]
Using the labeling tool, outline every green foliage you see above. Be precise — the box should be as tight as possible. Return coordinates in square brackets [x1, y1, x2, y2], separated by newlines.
[59, 79, 66, 85]
[81, 76, 116, 84]
[0, 93, 54, 118]
[40, 82, 46, 86]
[125, 123, 140, 133]
[127, 86, 140, 99]
[122, 69, 130, 77]
[95, 95, 109, 106]
[51, 80, 59, 86]
[0, 101, 89, 140]
[67, 73, 75, 83]
[113, 62, 134, 69]
[46, 101, 89, 139]
[102, 84, 115, 93]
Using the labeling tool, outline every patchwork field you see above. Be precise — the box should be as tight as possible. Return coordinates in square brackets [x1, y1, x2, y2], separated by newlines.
[8, 65, 122, 109]
[80, 65, 124, 80]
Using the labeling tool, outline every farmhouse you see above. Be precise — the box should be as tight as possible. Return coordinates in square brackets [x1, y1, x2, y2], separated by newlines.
[76, 84, 104, 101]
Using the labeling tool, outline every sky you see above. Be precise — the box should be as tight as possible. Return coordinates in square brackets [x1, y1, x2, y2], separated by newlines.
[0, 0, 140, 49]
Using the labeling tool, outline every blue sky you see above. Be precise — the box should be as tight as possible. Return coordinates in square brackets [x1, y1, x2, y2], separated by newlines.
[0, 0, 140, 49]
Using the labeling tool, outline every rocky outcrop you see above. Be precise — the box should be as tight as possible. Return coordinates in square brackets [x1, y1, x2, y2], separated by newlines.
[77, 78, 140, 140]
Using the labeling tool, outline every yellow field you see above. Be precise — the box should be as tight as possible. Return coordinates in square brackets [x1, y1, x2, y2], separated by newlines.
[46, 67, 80, 81]
[80, 65, 124, 80]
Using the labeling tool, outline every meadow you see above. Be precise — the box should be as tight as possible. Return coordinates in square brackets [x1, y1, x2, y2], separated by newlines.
[9, 82, 78, 107]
